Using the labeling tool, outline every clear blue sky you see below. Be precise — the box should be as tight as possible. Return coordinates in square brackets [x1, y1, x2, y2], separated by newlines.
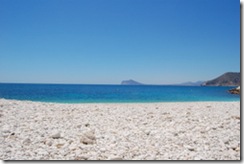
[0, 0, 240, 84]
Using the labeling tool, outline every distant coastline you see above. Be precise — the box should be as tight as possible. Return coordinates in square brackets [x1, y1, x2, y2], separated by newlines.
[0, 72, 240, 87]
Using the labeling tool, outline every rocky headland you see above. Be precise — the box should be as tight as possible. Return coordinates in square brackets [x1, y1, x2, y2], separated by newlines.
[201, 72, 240, 86]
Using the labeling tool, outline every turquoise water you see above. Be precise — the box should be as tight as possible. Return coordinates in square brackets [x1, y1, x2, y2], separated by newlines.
[0, 83, 240, 103]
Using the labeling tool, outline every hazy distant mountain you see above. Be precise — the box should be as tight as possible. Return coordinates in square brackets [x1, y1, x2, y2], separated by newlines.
[201, 72, 240, 86]
[177, 81, 204, 86]
[121, 79, 143, 85]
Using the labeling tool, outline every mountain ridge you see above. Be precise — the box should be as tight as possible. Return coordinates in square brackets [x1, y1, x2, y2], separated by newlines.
[201, 72, 240, 86]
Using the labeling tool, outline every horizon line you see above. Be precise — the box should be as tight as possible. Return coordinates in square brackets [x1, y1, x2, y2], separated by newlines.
[0, 81, 204, 86]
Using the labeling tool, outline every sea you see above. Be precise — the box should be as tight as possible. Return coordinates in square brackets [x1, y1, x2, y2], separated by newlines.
[0, 83, 240, 103]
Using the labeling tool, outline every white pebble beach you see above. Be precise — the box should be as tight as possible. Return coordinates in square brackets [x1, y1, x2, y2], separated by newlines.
[0, 99, 240, 160]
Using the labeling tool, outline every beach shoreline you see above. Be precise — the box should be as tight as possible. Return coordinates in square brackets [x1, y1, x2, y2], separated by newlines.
[0, 97, 240, 104]
[0, 99, 240, 160]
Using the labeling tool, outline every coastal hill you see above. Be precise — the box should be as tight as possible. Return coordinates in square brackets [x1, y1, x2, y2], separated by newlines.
[121, 79, 143, 85]
[177, 81, 204, 86]
[201, 72, 240, 86]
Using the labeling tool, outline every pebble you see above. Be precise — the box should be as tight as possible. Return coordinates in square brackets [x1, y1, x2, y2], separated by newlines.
[83, 130, 96, 140]
[235, 146, 240, 151]
[194, 155, 204, 160]
[51, 132, 61, 139]
[0, 99, 240, 160]
[80, 136, 95, 145]
[100, 148, 106, 152]
[23, 138, 31, 145]
[69, 144, 77, 151]
[2, 129, 11, 133]
[184, 145, 195, 151]
[144, 130, 150, 135]
[74, 156, 87, 160]
[205, 127, 211, 131]
[2, 133, 9, 137]
[46, 140, 53, 146]
[109, 157, 123, 160]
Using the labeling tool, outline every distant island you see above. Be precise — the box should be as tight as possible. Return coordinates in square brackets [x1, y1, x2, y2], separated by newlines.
[201, 72, 240, 86]
[121, 79, 143, 85]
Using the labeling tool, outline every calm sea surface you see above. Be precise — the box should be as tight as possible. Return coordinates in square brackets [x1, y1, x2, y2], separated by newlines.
[0, 83, 240, 103]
